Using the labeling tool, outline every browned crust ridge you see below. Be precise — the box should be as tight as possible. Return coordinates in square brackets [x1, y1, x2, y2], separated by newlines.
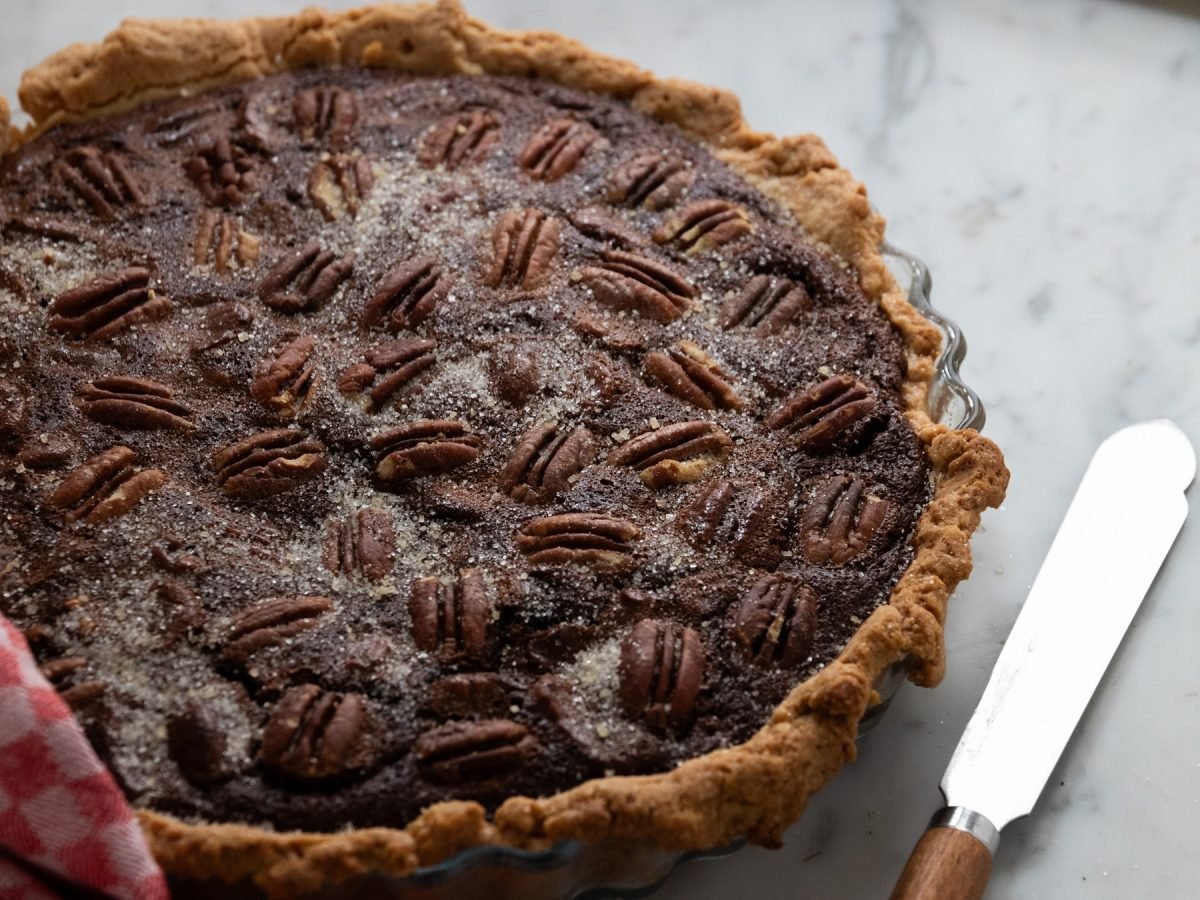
[3, 2, 1008, 895]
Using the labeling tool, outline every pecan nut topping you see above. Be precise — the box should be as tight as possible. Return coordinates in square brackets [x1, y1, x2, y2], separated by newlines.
[293, 85, 359, 146]
[721, 274, 813, 334]
[362, 257, 451, 331]
[798, 475, 890, 565]
[371, 420, 483, 484]
[259, 242, 356, 314]
[75, 376, 194, 430]
[184, 137, 258, 206]
[48, 267, 171, 342]
[323, 509, 395, 582]
[486, 208, 561, 289]
[654, 199, 752, 253]
[607, 420, 733, 488]
[765, 374, 877, 450]
[499, 421, 595, 503]
[677, 478, 786, 570]
[193, 209, 261, 272]
[618, 619, 705, 731]
[419, 109, 501, 169]
[577, 250, 695, 322]
[212, 429, 327, 500]
[46, 445, 166, 525]
[409, 568, 494, 665]
[516, 512, 641, 569]
[733, 575, 820, 668]
[52, 145, 145, 219]
[643, 342, 742, 411]
[415, 719, 537, 784]
[156, 579, 204, 646]
[167, 700, 228, 785]
[519, 118, 598, 180]
[337, 339, 437, 410]
[606, 151, 692, 210]
[251, 336, 320, 419]
[223, 594, 333, 664]
[422, 674, 518, 720]
[259, 684, 377, 781]
[40, 656, 107, 710]
[308, 154, 373, 221]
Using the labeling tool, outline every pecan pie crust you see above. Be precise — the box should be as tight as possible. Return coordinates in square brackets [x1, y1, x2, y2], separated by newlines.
[1, 2, 1008, 895]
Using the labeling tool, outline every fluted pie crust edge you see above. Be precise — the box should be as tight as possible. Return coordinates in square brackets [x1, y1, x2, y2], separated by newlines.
[2, 2, 1009, 896]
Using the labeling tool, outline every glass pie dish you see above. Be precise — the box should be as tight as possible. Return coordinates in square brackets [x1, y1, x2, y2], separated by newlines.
[167, 243, 987, 900]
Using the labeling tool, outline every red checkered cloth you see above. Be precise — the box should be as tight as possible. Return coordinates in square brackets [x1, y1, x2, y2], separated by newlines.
[0, 616, 169, 900]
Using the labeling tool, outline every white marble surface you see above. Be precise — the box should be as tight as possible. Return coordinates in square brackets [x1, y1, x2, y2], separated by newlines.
[4, 1, 1199, 897]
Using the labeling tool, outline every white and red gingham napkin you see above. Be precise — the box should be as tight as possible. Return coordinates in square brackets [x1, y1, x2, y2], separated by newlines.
[0, 616, 168, 900]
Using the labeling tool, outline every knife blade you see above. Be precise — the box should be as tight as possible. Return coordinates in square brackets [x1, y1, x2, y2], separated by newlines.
[891, 420, 1195, 900]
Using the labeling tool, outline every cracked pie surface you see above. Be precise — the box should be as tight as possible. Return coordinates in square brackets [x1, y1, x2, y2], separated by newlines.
[0, 2, 1007, 894]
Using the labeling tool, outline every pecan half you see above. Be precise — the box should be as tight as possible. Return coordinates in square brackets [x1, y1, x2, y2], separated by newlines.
[577, 250, 695, 322]
[167, 700, 228, 785]
[798, 475, 890, 565]
[52, 146, 145, 219]
[607, 421, 733, 489]
[409, 568, 493, 665]
[644, 342, 741, 411]
[308, 155, 373, 221]
[721, 274, 812, 334]
[371, 420, 482, 485]
[618, 619, 705, 731]
[193, 209, 260, 273]
[48, 267, 171, 341]
[212, 429, 327, 500]
[419, 110, 501, 168]
[678, 478, 786, 570]
[569, 206, 644, 249]
[733, 575, 819, 668]
[148, 98, 226, 146]
[499, 421, 595, 504]
[362, 258, 451, 331]
[519, 118, 598, 180]
[654, 199, 752, 253]
[516, 513, 641, 569]
[75, 377, 194, 430]
[40, 656, 106, 710]
[251, 336, 320, 419]
[259, 684, 376, 781]
[607, 151, 692, 210]
[184, 137, 258, 206]
[415, 719, 537, 784]
[486, 209, 561, 289]
[223, 594, 333, 664]
[293, 86, 359, 146]
[765, 374, 877, 450]
[156, 579, 204, 645]
[323, 509, 395, 581]
[46, 445, 166, 525]
[338, 339, 437, 410]
[488, 345, 540, 407]
[258, 242, 355, 313]
[423, 674, 518, 719]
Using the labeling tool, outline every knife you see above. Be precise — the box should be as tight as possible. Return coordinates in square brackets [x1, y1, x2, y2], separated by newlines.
[890, 420, 1196, 900]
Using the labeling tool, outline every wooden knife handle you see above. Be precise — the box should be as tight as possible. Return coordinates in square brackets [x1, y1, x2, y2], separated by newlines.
[890, 809, 998, 900]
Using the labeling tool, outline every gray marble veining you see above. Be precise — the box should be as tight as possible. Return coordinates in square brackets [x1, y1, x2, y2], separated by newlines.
[2, 1, 1198, 897]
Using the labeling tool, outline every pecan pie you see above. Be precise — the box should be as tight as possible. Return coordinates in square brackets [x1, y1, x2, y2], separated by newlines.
[0, 2, 1007, 895]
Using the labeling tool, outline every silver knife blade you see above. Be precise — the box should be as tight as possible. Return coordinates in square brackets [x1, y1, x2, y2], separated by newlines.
[942, 419, 1195, 830]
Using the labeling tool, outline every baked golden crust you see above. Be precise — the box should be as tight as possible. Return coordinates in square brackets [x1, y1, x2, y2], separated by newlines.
[4, 2, 1008, 895]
